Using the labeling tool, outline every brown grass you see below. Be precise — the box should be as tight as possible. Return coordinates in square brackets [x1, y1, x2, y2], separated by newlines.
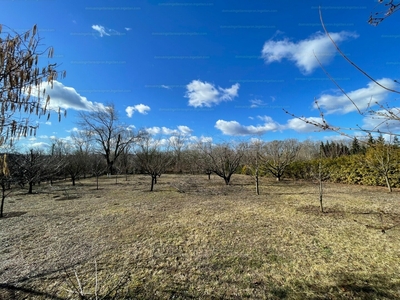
[1, 174, 400, 299]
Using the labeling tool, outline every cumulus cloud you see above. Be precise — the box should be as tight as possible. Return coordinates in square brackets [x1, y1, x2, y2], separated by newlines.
[161, 127, 177, 135]
[29, 142, 50, 149]
[145, 125, 194, 136]
[145, 127, 161, 135]
[315, 78, 397, 114]
[185, 80, 240, 107]
[177, 125, 193, 135]
[189, 135, 213, 144]
[286, 117, 326, 133]
[126, 104, 151, 117]
[92, 25, 110, 37]
[29, 80, 104, 111]
[215, 115, 330, 136]
[261, 31, 357, 74]
[215, 116, 282, 136]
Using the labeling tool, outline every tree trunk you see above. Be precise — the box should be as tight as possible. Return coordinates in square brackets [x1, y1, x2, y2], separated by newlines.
[319, 180, 324, 213]
[319, 161, 324, 212]
[224, 176, 230, 185]
[207, 172, 211, 180]
[0, 184, 5, 218]
[255, 175, 259, 195]
[385, 175, 392, 192]
[28, 182, 33, 194]
[108, 161, 114, 175]
[96, 175, 99, 190]
[72, 177, 76, 186]
[150, 176, 155, 191]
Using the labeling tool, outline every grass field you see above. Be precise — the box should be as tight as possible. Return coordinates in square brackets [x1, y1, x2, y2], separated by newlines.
[1, 174, 400, 299]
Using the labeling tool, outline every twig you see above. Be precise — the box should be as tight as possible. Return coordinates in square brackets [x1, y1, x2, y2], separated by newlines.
[319, 6, 400, 94]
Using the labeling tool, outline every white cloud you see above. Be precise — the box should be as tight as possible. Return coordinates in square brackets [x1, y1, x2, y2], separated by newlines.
[215, 115, 330, 135]
[177, 125, 193, 135]
[250, 99, 265, 108]
[161, 127, 177, 135]
[92, 25, 110, 37]
[29, 142, 50, 149]
[215, 117, 281, 136]
[29, 80, 104, 111]
[189, 135, 213, 144]
[92, 25, 123, 37]
[286, 117, 326, 133]
[185, 80, 240, 107]
[126, 104, 151, 117]
[145, 125, 194, 136]
[45, 121, 51, 125]
[145, 127, 161, 135]
[125, 27, 132, 31]
[261, 31, 357, 74]
[161, 85, 171, 89]
[315, 78, 397, 114]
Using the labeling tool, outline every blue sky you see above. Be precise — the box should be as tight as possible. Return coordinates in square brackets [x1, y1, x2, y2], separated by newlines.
[2, 0, 400, 150]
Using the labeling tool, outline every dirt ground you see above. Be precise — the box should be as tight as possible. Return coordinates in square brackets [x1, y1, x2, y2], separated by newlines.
[1, 174, 400, 299]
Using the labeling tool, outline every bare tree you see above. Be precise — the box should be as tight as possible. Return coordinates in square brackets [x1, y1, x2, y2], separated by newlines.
[0, 24, 66, 146]
[135, 136, 173, 191]
[242, 140, 263, 195]
[116, 143, 135, 181]
[191, 145, 214, 179]
[14, 149, 46, 193]
[311, 152, 331, 213]
[64, 150, 88, 186]
[71, 130, 93, 178]
[77, 104, 139, 175]
[201, 142, 245, 185]
[170, 132, 188, 173]
[90, 154, 107, 190]
[260, 139, 301, 182]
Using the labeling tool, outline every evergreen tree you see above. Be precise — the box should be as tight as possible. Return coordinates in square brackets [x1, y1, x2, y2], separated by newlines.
[393, 136, 400, 148]
[376, 134, 385, 145]
[351, 137, 361, 154]
[367, 133, 375, 146]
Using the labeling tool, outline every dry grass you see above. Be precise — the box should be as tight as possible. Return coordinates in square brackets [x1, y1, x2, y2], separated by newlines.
[1, 174, 400, 299]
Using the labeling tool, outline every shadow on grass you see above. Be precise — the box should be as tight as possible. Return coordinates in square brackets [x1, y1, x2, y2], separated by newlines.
[298, 272, 400, 299]
[0, 211, 27, 219]
[296, 205, 346, 217]
[0, 283, 66, 300]
[0, 258, 97, 300]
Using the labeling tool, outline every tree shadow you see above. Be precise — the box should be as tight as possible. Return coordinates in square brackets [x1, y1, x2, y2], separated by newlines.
[0, 259, 94, 300]
[0, 283, 66, 300]
[0, 211, 27, 219]
[302, 272, 400, 299]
